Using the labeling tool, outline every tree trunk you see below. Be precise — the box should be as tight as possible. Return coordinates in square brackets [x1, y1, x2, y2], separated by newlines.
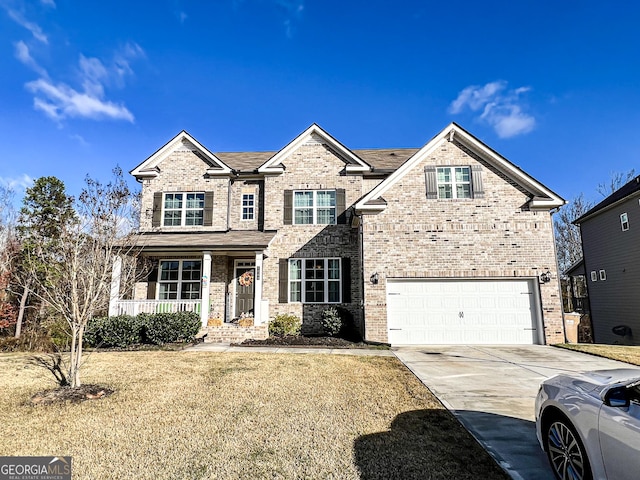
[14, 285, 29, 339]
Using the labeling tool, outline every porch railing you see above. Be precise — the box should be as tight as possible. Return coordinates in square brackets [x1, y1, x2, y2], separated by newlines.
[112, 300, 201, 316]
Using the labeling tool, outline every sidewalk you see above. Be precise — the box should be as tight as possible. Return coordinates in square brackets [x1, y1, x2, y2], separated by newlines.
[184, 342, 394, 356]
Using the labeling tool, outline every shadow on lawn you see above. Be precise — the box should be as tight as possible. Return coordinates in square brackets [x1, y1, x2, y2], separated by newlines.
[354, 409, 515, 480]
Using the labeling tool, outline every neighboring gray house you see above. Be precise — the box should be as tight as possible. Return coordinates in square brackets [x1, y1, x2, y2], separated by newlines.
[574, 175, 640, 345]
[109, 123, 566, 345]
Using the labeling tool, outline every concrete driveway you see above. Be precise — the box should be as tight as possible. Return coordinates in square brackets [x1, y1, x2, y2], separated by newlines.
[393, 345, 635, 480]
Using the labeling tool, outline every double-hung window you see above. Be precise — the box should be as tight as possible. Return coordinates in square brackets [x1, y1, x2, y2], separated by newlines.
[621, 212, 629, 231]
[163, 193, 205, 226]
[293, 190, 336, 225]
[242, 194, 255, 220]
[158, 260, 202, 299]
[436, 167, 472, 199]
[289, 258, 341, 303]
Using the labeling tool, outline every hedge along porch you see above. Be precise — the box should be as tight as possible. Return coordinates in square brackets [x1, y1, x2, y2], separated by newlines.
[108, 231, 276, 328]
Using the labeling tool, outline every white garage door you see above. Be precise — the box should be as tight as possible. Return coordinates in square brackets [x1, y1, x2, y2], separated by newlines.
[386, 279, 541, 345]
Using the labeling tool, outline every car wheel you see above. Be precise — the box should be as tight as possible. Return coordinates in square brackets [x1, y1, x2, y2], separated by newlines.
[545, 418, 592, 480]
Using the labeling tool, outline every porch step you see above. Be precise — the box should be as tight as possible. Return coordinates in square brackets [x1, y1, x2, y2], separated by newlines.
[202, 324, 268, 344]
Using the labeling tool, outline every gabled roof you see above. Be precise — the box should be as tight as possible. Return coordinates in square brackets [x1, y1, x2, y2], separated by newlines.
[258, 123, 372, 174]
[574, 175, 640, 224]
[564, 258, 585, 277]
[130, 130, 232, 180]
[355, 123, 565, 214]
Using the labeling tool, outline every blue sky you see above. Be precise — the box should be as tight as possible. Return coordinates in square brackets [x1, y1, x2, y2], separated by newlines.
[1, 0, 639, 208]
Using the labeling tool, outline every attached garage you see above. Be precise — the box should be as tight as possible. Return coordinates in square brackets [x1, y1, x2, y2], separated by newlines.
[386, 279, 543, 345]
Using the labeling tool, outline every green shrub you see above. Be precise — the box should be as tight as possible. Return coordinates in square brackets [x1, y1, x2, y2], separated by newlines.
[84, 312, 200, 348]
[321, 307, 342, 336]
[141, 311, 201, 345]
[269, 314, 301, 336]
[85, 315, 142, 348]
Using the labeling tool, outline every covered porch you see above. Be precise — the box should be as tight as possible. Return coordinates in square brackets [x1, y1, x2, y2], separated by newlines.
[109, 231, 276, 335]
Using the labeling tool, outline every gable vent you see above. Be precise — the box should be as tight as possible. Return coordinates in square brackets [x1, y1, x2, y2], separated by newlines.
[305, 133, 326, 145]
[174, 139, 197, 152]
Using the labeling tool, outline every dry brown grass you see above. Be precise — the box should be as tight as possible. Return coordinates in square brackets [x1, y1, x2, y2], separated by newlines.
[558, 343, 640, 366]
[0, 351, 507, 479]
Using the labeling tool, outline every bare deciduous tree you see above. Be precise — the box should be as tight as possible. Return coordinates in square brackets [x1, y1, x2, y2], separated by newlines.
[0, 185, 18, 331]
[597, 169, 636, 198]
[555, 169, 637, 278]
[24, 168, 141, 387]
[554, 193, 593, 276]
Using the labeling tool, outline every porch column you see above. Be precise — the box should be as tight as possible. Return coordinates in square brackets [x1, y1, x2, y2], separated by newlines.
[201, 251, 212, 327]
[108, 255, 122, 317]
[254, 251, 264, 324]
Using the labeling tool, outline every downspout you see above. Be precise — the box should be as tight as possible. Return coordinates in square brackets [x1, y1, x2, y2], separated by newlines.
[358, 214, 366, 340]
[549, 208, 568, 344]
[227, 175, 235, 230]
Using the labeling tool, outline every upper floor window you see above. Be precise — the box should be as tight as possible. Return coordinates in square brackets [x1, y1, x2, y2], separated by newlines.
[164, 193, 204, 226]
[294, 190, 336, 225]
[288, 258, 341, 303]
[621, 212, 629, 231]
[242, 194, 255, 221]
[158, 260, 201, 300]
[437, 167, 471, 199]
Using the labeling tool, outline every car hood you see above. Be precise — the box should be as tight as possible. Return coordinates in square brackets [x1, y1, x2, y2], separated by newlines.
[548, 368, 640, 394]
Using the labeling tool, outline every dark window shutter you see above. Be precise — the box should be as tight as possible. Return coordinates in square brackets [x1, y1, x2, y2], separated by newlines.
[341, 257, 351, 303]
[425, 166, 437, 199]
[336, 189, 347, 224]
[471, 165, 484, 199]
[283, 190, 293, 225]
[203, 191, 214, 226]
[152, 192, 162, 227]
[147, 264, 158, 300]
[278, 258, 289, 303]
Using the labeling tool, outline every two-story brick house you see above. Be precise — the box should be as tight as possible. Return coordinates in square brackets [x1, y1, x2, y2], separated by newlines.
[109, 123, 566, 344]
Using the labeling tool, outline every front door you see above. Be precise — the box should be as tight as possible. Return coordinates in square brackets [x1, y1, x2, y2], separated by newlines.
[235, 262, 255, 318]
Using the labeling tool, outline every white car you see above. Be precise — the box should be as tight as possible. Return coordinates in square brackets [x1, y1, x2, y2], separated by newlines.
[535, 369, 640, 480]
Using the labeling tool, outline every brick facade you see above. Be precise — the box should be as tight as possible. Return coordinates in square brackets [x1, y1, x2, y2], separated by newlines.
[126, 125, 565, 344]
[360, 139, 564, 343]
[262, 142, 363, 333]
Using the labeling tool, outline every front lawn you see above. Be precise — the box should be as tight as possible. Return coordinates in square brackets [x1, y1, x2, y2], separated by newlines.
[558, 343, 640, 366]
[0, 351, 507, 479]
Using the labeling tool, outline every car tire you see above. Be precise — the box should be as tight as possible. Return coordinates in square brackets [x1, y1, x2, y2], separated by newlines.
[545, 417, 593, 480]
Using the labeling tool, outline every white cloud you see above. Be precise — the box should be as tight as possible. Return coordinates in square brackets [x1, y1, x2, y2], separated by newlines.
[0, 173, 34, 192]
[449, 81, 536, 138]
[112, 42, 145, 86]
[5, 7, 48, 43]
[177, 10, 187, 23]
[69, 133, 89, 146]
[27, 78, 135, 122]
[276, 0, 304, 37]
[21, 45, 144, 123]
[40, 0, 55, 6]
[14, 40, 48, 77]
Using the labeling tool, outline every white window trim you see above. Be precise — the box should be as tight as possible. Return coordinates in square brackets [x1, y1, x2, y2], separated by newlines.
[157, 258, 202, 300]
[288, 258, 341, 303]
[293, 190, 337, 225]
[599, 269, 607, 281]
[590, 271, 598, 282]
[241, 193, 255, 221]
[436, 166, 472, 199]
[621, 212, 629, 231]
[162, 192, 205, 227]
